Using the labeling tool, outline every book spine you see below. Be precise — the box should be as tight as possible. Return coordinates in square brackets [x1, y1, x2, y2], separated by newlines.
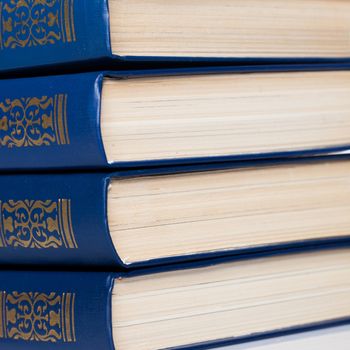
[0, 72, 109, 170]
[0, 172, 121, 267]
[0, 0, 111, 73]
[0, 270, 115, 349]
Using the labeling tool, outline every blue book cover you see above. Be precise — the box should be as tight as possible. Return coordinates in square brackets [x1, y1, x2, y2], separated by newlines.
[1, 64, 350, 171]
[0, 0, 350, 74]
[0, 245, 349, 350]
[0, 155, 348, 269]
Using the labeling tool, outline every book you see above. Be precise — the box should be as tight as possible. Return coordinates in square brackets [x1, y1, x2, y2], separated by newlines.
[0, 156, 349, 268]
[0, 246, 349, 349]
[1, 0, 350, 73]
[2, 65, 350, 171]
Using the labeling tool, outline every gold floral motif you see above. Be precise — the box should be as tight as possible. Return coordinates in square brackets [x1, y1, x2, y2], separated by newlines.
[0, 94, 69, 148]
[0, 291, 76, 342]
[0, 199, 77, 249]
[0, 0, 76, 49]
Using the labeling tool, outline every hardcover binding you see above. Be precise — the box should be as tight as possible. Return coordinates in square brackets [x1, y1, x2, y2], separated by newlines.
[0, 172, 121, 268]
[0, 72, 108, 170]
[0, 0, 111, 74]
[0, 270, 114, 350]
[0, 247, 349, 349]
[0, 156, 348, 269]
[0, 0, 350, 74]
[1, 64, 350, 171]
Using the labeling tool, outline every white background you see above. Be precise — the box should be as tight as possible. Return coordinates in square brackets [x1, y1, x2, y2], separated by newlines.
[216, 325, 350, 350]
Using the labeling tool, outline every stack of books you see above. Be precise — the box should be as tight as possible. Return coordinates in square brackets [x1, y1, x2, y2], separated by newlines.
[0, 1, 350, 349]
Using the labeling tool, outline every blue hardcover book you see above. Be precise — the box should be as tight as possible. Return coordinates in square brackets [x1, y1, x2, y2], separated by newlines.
[0, 245, 349, 350]
[0, 155, 349, 268]
[2, 65, 350, 171]
[1, 0, 350, 74]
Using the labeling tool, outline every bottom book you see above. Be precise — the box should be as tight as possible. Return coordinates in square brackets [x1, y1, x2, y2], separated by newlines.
[0, 246, 349, 350]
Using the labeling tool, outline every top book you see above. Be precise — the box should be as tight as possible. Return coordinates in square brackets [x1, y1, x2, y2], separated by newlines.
[1, 0, 350, 73]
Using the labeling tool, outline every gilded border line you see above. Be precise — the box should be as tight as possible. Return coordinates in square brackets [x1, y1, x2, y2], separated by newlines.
[54, 94, 59, 143]
[63, 94, 70, 144]
[58, 200, 68, 248]
[57, 94, 65, 145]
[71, 293, 76, 341]
[0, 292, 5, 338]
[0, 2, 3, 50]
[59, 199, 77, 249]
[59, 199, 78, 249]
[70, 0, 76, 41]
[55, 94, 70, 145]
[0, 201, 5, 248]
[62, 0, 76, 43]
[61, 293, 67, 341]
[64, 0, 72, 42]
[62, 292, 76, 342]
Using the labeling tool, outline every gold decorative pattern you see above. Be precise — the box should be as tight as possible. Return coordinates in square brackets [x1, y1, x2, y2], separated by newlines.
[0, 94, 69, 148]
[0, 0, 76, 50]
[0, 199, 77, 249]
[0, 291, 76, 343]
